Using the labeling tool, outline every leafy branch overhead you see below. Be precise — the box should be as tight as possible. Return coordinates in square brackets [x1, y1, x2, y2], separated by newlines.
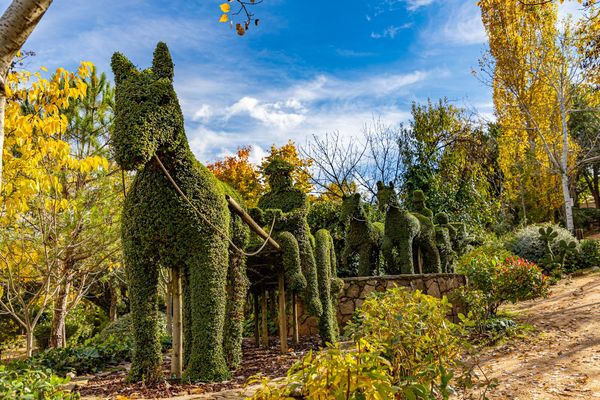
[219, 0, 262, 36]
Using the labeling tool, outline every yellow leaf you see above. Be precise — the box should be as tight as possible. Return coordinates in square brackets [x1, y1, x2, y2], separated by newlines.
[220, 3, 230, 13]
[219, 13, 229, 23]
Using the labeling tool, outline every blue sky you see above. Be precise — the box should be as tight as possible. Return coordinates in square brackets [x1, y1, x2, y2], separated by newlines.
[2, 0, 584, 163]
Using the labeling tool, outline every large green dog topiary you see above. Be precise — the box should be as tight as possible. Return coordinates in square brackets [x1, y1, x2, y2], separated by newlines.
[376, 182, 441, 274]
[111, 43, 242, 382]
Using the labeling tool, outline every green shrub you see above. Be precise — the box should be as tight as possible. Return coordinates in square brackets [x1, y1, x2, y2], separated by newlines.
[457, 255, 548, 316]
[13, 336, 131, 377]
[250, 288, 460, 399]
[98, 312, 167, 343]
[573, 208, 600, 230]
[508, 223, 579, 266]
[569, 239, 600, 271]
[0, 365, 78, 399]
[0, 315, 23, 350]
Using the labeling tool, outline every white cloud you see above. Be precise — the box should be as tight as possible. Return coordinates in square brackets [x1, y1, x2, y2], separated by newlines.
[226, 97, 306, 129]
[437, 2, 486, 46]
[192, 104, 213, 121]
[405, 0, 436, 11]
[371, 24, 412, 39]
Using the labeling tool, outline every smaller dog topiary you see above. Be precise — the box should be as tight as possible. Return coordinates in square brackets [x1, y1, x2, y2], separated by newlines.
[340, 193, 383, 276]
[376, 183, 441, 274]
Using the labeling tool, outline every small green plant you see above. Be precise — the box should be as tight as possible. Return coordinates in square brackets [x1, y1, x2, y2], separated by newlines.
[0, 365, 79, 399]
[538, 226, 577, 276]
[569, 239, 600, 272]
[10, 335, 132, 377]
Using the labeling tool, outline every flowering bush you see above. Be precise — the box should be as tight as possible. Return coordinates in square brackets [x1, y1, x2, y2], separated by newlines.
[458, 254, 548, 316]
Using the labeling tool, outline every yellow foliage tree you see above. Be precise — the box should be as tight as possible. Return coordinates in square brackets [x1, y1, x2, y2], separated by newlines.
[0, 63, 121, 354]
[479, 1, 583, 229]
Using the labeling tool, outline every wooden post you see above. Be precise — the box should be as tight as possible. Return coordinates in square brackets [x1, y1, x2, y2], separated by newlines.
[253, 293, 260, 347]
[165, 270, 173, 337]
[261, 290, 269, 348]
[278, 273, 287, 354]
[170, 267, 183, 379]
[292, 292, 299, 345]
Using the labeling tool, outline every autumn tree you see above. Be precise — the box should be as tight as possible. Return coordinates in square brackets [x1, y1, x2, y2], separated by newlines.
[0, 1, 54, 193]
[207, 146, 264, 206]
[0, 63, 90, 355]
[46, 68, 122, 348]
[478, 1, 594, 230]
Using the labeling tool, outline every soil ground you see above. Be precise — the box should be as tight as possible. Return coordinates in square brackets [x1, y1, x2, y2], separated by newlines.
[77, 336, 320, 399]
[470, 270, 600, 399]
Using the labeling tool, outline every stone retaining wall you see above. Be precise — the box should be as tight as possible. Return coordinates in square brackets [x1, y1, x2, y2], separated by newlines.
[298, 273, 467, 337]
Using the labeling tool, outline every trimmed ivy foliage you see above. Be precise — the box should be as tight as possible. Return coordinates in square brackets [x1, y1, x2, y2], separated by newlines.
[252, 158, 323, 317]
[340, 193, 383, 276]
[111, 43, 240, 382]
[251, 159, 341, 344]
[314, 229, 343, 343]
[434, 213, 457, 273]
[376, 182, 441, 274]
[222, 184, 250, 370]
[377, 182, 420, 274]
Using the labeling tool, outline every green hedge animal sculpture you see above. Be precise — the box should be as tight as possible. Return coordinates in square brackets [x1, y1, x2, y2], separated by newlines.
[251, 158, 321, 317]
[340, 193, 384, 276]
[250, 158, 342, 343]
[376, 182, 441, 274]
[111, 43, 244, 382]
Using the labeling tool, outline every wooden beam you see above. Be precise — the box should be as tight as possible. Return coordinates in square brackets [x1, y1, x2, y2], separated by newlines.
[226, 195, 280, 251]
[278, 273, 287, 354]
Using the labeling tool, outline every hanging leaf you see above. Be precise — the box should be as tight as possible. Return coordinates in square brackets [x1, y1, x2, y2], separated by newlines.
[220, 3, 231, 12]
[219, 13, 229, 23]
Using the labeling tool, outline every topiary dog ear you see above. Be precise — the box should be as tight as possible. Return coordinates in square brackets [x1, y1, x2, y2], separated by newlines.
[111, 52, 137, 85]
[152, 42, 174, 81]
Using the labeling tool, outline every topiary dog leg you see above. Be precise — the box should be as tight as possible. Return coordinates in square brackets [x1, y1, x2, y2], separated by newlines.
[126, 251, 162, 382]
[184, 241, 230, 382]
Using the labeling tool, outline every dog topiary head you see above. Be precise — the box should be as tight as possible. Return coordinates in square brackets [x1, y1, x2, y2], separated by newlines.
[341, 193, 364, 221]
[376, 181, 398, 213]
[111, 42, 184, 170]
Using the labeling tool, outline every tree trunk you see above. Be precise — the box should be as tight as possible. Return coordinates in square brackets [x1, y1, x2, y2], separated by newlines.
[0, 0, 54, 190]
[593, 166, 600, 209]
[25, 327, 33, 357]
[560, 96, 574, 232]
[109, 284, 119, 322]
[50, 279, 70, 348]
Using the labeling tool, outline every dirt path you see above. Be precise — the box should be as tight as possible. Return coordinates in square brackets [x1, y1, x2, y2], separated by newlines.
[473, 271, 600, 399]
